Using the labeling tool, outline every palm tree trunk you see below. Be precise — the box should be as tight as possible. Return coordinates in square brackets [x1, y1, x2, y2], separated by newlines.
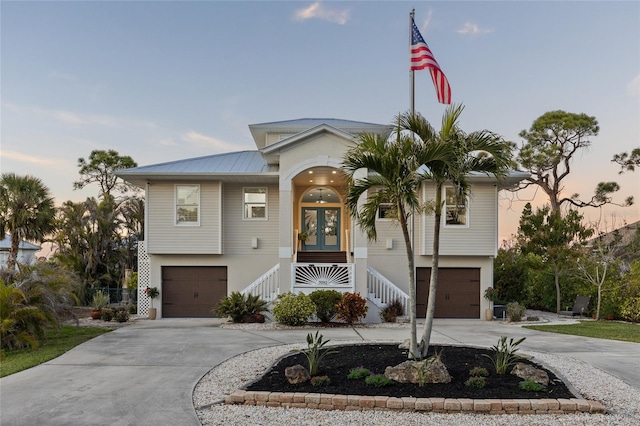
[554, 265, 561, 314]
[420, 186, 442, 358]
[398, 202, 418, 358]
[7, 234, 20, 271]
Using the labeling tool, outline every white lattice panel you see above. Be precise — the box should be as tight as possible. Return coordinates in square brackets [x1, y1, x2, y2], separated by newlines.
[137, 241, 151, 315]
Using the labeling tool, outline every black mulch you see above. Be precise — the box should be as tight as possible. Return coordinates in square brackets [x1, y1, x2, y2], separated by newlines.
[246, 343, 575, 399]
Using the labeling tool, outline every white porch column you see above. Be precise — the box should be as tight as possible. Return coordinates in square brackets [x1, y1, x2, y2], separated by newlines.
[279, 182, 293, 293]
[352, 168, 368, 296]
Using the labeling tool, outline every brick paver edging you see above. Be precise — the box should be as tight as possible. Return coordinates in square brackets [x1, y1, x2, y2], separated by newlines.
[225, 390, 606, 414]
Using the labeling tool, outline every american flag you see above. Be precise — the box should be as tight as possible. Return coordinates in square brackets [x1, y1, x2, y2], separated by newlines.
[411, 18, 451, 104]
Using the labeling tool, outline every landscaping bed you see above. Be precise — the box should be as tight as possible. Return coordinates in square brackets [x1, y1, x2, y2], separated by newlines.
[245, 343, 574, 399]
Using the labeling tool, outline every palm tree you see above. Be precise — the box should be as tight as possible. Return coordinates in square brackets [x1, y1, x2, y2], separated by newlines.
[0, 173, 56, 271]
[400, 104, 513, 357]
[343, 120, 452, 357]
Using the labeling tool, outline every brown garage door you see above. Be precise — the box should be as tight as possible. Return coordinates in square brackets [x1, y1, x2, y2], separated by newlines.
[416, 268, 480, 318]
[162, 266, 227, 318]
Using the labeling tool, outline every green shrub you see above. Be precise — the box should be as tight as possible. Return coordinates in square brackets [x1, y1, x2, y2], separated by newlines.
[335, 292, 368, 325]
[128, 304, 137, 315]
[506, 302, 526, 322]
[114, 307, 129, 323]
[347, 366, 371, 380]
[309, 289, 342, 323]
[482, 336, 525, 374]
[519, 380, 547, 392]
[214, 291, 269, 323]
[91, 291, 109, 310]
[272, 292, 315, 326]
[100, 308, 114, 322]
[464, 376, 486, 388]
[0, 280, 46, 350]
[296, 331, 337, 376]
[620, 297, 640, 323]
[469, 366, 489, 377]
[380, 298, 404, 323]
[365, 374, 394, 387]
[310, 375, 331, 387]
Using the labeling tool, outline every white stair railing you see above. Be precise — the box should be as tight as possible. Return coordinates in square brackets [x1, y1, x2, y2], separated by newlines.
[366, 266, 409, 314]
[241, 264, 280, 302]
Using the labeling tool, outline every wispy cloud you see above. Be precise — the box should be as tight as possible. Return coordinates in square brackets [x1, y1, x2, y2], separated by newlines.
[4, 103, 158, 129]
[0, 150, 59, 166]
[182, 131, 238, 152]
[294, 2, 350, 25]
[457, 22, 494, 37]
[628, 74, 640, 97]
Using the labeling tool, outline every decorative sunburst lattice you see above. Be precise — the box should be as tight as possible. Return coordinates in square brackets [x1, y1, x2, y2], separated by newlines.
[295, 265, 352, 287]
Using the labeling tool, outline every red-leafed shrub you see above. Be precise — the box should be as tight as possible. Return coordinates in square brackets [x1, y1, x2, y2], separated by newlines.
[335, 292, 368, 325]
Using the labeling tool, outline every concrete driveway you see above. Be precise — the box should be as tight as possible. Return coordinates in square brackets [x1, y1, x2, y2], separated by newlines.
[1, 318, 638, 426]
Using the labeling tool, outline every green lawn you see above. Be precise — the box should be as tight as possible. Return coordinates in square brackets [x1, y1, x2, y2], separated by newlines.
[524, 321, 640, 343]
[1, 326, 110, 378]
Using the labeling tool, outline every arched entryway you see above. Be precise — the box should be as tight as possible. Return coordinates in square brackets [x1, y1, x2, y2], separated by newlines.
[301, 187, 341, 251]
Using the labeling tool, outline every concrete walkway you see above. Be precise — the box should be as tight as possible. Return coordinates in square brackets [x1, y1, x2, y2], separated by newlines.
[1, 318, 638, 426]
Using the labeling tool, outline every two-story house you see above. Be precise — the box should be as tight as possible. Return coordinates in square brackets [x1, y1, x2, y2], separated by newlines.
[118, 118, 526, 320]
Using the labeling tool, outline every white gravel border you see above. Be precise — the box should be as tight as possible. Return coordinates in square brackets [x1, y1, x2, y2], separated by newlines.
[194, 340, 640, 426]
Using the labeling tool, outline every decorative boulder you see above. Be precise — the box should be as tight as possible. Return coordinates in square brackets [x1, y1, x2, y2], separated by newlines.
[511, 362, 549, 386]
[285, 364, 310, 384]
[384, 358, 451, 384]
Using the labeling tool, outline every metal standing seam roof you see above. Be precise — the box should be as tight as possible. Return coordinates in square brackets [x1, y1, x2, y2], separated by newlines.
[249, 118, 388, 129]
[0, 235, 41, 251]
[117, 150, 277, 175]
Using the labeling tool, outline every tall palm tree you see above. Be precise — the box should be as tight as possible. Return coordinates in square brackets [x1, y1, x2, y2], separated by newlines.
[343, 120, 452, 357]
[400, 104, 513, 357]
[0, 173, 56, 271]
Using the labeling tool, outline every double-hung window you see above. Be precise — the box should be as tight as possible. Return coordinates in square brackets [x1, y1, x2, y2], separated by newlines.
[176, 184, 200, 225]
[244, 187, 267, 220]
[444, 186, 468, 226]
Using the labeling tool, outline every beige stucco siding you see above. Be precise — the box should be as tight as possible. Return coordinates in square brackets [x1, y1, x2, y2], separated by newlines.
[421, 183, 497, 256]
[279, 133, 352, 174]
[368, 254, 494, 318]
[147, 182, 222, 254]
[147, 253, 279, 318]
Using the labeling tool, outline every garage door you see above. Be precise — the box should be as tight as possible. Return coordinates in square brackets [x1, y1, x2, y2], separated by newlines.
[162, 266, 227, 318]
[416, 268, 480, 318]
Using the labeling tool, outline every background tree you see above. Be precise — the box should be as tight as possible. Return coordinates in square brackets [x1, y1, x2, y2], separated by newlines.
[612, 147, 640, 174]
[576, 235, 618, 320]
[0, 173, 56, 271]
[343, 119, 451, 358]
[517, 203, 593, 313]
[516, 110, 633, 212]
[494, 244, 535, 304]
[0, 262, 80, 350]
[73, 150, 138, 198]
[51, 196, 127, 299]
[400, 104, 513, 357]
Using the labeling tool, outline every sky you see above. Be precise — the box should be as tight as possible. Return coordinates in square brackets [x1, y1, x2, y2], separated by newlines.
[1, 0, 639, 244]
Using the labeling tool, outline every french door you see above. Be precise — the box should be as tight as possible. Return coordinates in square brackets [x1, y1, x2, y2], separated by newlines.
[302, 207, 340, 251]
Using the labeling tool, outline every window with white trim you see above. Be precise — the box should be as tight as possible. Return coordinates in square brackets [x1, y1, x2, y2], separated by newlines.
[244, 187, 267, 219]
[176, 185, 200, 225]
[444, 186, 468, 226]
[378, 203, 395, 220]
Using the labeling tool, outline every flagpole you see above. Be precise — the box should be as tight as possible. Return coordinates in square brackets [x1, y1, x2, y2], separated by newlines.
[410, 9, 415, 116]
[409, 8, 417, 351]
